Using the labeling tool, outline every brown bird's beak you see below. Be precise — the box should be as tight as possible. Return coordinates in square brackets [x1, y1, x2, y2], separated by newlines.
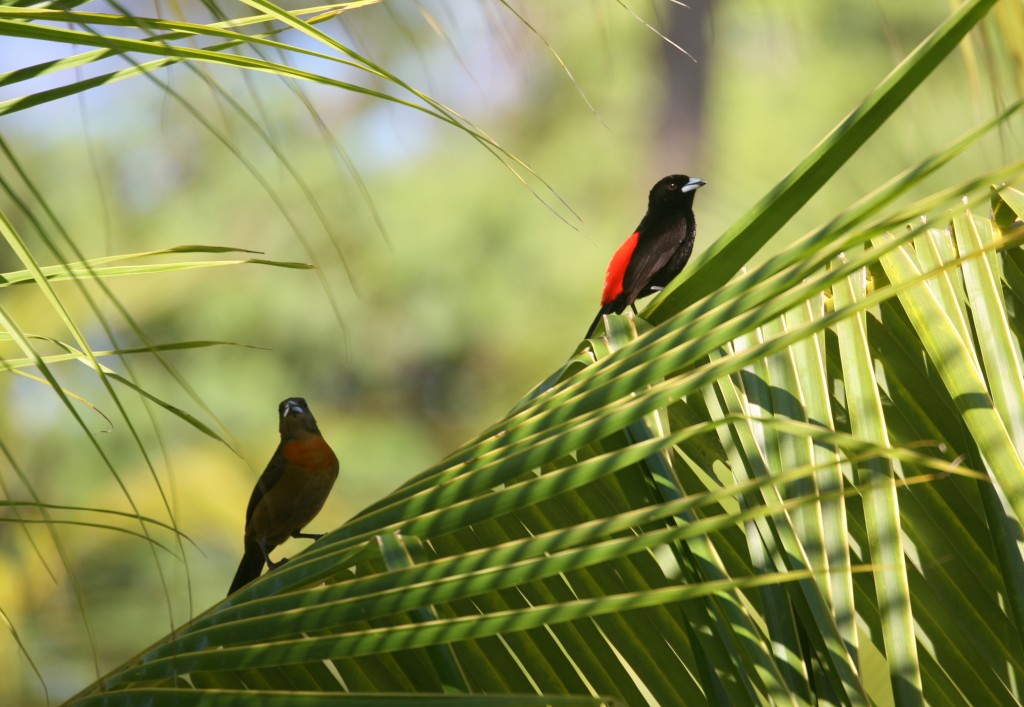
[283, 399, 307, 417]
[682, 177, 707, 193]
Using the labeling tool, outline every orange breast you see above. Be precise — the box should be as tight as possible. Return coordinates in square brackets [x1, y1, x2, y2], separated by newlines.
[282, 435, 339, 471]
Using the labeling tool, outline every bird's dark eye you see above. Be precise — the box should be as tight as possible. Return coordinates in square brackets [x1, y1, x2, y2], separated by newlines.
[667, 183, 678, 190]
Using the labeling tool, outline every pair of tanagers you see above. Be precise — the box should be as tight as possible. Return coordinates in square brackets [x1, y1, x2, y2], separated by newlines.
[228, 174, 706, 594]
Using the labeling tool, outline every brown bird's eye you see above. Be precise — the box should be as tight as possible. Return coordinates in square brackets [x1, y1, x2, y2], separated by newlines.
[667, 183, 678, 190]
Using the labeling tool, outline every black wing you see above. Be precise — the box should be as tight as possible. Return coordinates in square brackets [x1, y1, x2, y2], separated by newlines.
[619, 237, 679, 306]
[619, 212, 694, 306]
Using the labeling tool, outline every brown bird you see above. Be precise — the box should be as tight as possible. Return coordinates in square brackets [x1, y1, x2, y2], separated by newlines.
[228, 397, 339, 595]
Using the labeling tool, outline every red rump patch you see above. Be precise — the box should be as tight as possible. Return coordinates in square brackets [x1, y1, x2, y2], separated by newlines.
[601, 231, 639, 306]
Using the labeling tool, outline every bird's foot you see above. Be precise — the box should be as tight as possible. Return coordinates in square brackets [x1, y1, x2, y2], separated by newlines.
[292, 531, 325, 541]
[267, 556, 289, 570]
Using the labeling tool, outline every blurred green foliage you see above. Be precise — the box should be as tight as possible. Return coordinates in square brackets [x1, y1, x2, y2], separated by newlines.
[0, 1, 1019, 703]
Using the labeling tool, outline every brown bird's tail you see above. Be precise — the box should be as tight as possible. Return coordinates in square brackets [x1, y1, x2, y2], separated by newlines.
[228, 544, 264, 595]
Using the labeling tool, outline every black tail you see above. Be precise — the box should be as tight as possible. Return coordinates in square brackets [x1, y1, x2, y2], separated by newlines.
[228, 545, 265, 595]
[585, 309, 607, 340]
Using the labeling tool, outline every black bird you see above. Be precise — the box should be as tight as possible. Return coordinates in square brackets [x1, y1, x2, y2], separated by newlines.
[585, 174, 706, 338]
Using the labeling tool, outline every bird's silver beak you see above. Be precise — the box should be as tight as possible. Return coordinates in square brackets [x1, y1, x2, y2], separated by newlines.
[283, 400, 306, 417]
[682, 177, 707, 193]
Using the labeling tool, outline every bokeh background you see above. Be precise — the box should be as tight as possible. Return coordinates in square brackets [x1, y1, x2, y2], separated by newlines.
[0, 1, 1016, 703]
